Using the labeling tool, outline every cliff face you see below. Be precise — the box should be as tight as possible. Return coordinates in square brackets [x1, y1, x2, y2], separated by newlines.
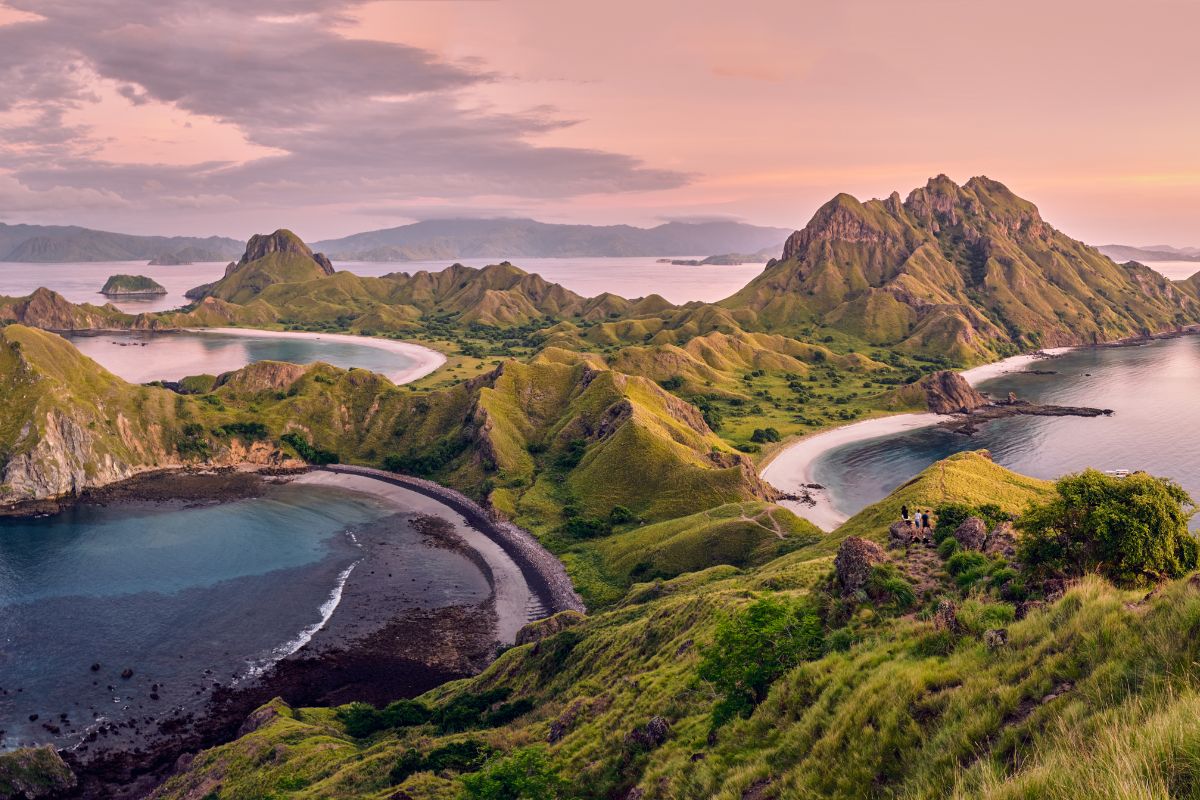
[0, 325, 291, 505]
[186, 230, 336, 304]
[725, 175, 1200, 363]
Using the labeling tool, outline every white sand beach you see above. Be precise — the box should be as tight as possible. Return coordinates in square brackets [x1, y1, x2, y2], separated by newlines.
[197, 327, 447, 385]
[762, 348, 1074, 531]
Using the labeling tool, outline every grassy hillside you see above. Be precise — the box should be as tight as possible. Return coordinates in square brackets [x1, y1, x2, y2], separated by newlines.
[148, 451, 1200, 800]
[722, 176, 1200, 363]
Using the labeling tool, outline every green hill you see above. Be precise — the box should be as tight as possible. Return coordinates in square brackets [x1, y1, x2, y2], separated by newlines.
[722, 176, 1200, 363]
[145, 450, 1200, 800]
[99, 274, 166, 296]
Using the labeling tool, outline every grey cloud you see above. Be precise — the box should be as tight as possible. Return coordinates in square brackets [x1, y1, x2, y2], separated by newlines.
[0, 0, 688, 231]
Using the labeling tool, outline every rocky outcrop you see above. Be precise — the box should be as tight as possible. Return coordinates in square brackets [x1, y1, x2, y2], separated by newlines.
[835, 536, 889, 595]
[623, 716, 671, 751]
[932, 599, 961, 634]
[213, 361, 309, 393]
[515, 610, 585, 646]
[984, 521, 1018, 559]
[953, 517, 988, 551]
[889, 519, 919, 549]
[238, 229, 334, 276]
[921, 370, 989, 414]
[0, 746, 77, 798]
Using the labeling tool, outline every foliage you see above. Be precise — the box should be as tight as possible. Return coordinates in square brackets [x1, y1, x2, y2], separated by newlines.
[1018, 469, 1197, 586]
[280, 432, 338, 465]
[459, 747, 567, 800]
[390, 739, 496, 785]
[698, 596, 824, 725]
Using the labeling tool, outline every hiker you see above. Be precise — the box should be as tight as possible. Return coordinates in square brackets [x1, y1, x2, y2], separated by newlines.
[921, 511, 931, 530]
[901, 504, 910, 525]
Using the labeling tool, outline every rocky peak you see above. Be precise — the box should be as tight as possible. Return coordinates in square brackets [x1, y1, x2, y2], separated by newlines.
[238, 229, 335, 276]
[781, 193, 888, 260]
[919, 370, 989, 414]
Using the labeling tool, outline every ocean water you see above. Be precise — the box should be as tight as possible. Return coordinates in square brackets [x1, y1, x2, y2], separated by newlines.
[0, 482, 488, 750]
[0, 256, 766, 312]
[813, 336, 1200, 521]
[62, 329, 425, 383]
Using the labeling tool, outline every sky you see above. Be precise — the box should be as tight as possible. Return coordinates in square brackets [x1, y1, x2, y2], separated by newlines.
[1, 0, 1199, 245]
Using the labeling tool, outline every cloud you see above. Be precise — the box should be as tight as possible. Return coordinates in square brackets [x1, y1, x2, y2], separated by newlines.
[0, 0, 688, 232]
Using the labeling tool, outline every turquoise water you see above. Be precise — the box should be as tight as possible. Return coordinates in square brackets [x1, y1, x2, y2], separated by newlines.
[64, 330, 421, 383]
[0, 482, 481, 750]
[814, 336, 1200, 521]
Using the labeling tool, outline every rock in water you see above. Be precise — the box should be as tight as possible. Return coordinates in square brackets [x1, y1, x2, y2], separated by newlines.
[835, 536, 889, 595]
[953, 517, 988, 551]
[920, 371, 989, 414]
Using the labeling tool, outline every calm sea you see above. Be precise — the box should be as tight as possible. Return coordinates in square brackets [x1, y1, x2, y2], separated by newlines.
[813, 336, 1200, 522]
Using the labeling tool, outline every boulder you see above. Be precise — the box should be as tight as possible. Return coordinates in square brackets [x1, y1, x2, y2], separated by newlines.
[834, 536, 889, 595]
[953, 517, 988, 551]
[920, 371, 989, 414]
[984, 628, 1008, 649]
[932, 599, 961, 634]
[888, 520, 917, 549]
[983, 521, 1018, 559]
[624, 716, 671, 751]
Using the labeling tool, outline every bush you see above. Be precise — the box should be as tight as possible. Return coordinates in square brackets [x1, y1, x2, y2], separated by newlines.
[562, 516, 612, 539]
[698, 597, 824, 725]
[459, 747, 566, 800]
[281, 432, 338, 465]
[609, 505, 636, 524]
[658, 375, 684, 391]
[750, 427, 782, 444]
[390, 739, 496, 785]
[865, 563, 916, 613]
[1018, 469, 1197, 587]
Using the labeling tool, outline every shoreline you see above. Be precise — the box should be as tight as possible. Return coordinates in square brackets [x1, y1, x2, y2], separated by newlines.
[190, 327, 447, 385]
[6, 466, 568, 798]
[761, 347, 1074, 531]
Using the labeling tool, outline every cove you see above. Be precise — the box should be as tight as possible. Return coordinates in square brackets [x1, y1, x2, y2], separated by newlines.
[0, 479, 494, 751]
[63, 328, 445, 384]
[809, 336, 1200, 524]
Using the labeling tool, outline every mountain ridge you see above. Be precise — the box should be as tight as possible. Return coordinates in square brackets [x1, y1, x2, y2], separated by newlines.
[311, 218, 791, 261]
[0, 222, 243, 263]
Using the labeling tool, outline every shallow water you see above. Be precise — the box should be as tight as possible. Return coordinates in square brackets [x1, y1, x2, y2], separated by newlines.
[0, 482, 489, 750]
[813, 336, 1200, 522]
[63, 329, 426, 383]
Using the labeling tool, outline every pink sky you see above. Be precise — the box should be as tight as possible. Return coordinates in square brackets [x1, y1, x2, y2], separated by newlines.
[1, 0, 1198, 244]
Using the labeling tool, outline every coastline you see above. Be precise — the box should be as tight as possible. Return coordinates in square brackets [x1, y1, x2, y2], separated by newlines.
[192, 327, 447, 385]
[761, 348, 1074, 531]
[18, 465, 572, 798]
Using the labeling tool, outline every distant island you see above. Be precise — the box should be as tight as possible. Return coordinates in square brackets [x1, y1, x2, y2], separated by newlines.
[0, 222, 243, 264]
[100, 274, 168, 296]
[1096, 243, 1200, 262]
[657, 248, 776, 266]
[148, 245, 233, 265]
[311, 217, 790, 261]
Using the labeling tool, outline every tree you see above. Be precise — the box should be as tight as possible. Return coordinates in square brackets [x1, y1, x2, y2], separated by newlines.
[697, 597, 824, 725]
[459, 747, 566, 800]
[1018, 469, 1197, 587]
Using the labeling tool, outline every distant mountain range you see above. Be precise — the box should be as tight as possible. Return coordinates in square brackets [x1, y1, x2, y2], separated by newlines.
[310, 218, 791, 261]
[0, 223, 244, 263]
[1096, 243, 1200, 263]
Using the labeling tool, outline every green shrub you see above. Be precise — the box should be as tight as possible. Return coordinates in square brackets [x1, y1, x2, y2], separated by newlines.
[562, 516, 612, 539]
[865, 563, 917, 613]
[698, 597, 824, 726]
[390, 740, 496, 785]
[936, 537, 959, 559]
[459, 747, 566, 800]
[945, 550, 990, 588]
[609, 505, 635, 524]
[1019, 469, 1197, 587]
[281, 432, 338, 465]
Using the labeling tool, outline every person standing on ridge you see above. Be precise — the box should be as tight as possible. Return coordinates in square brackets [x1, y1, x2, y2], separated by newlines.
[921, 511, 931, 530]
[901, 504, 910, 525]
